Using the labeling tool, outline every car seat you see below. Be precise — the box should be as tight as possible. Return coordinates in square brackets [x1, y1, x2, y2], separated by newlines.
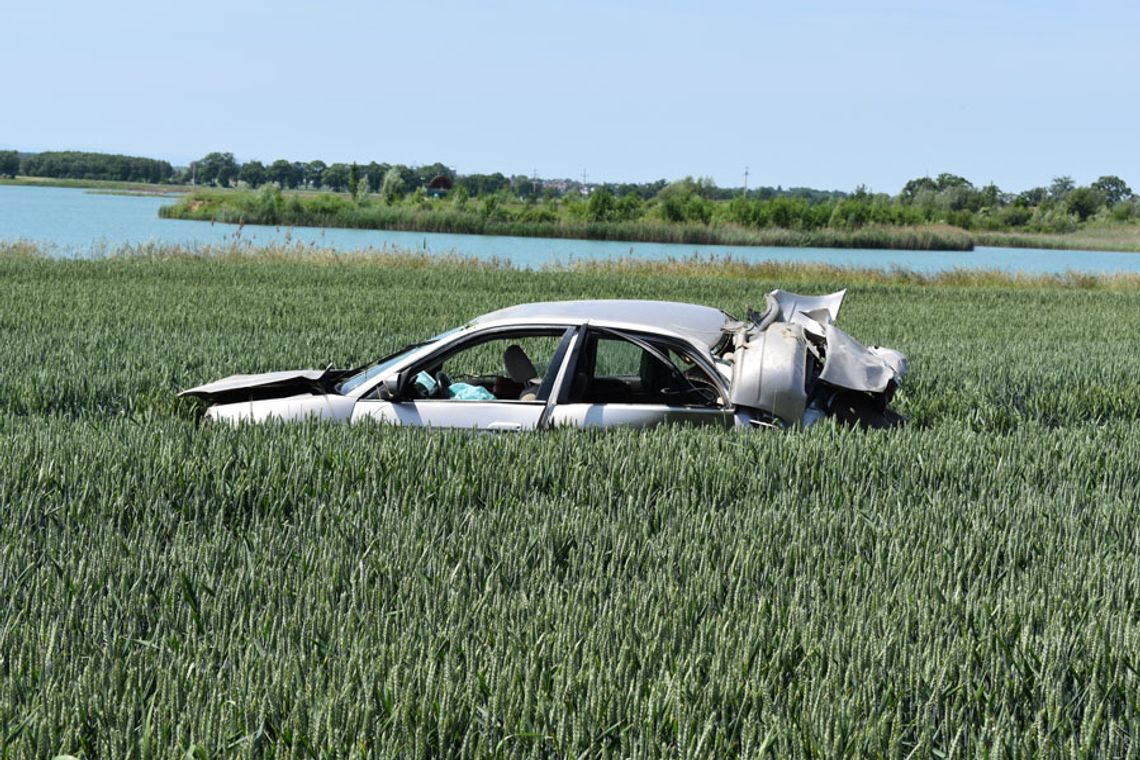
[503, 345, 542, 400]
[639, 348, 676, 401]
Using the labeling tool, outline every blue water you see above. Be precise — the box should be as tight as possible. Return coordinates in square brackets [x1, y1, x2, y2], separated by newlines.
[2, 184, 1138, 274]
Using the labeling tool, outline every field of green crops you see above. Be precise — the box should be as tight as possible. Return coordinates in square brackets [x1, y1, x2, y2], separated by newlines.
[4, 242, 1140, 758]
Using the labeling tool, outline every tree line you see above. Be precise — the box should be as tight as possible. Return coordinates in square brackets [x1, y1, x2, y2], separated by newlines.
[0, 151, 173, 183]
[574, 173, 1137, 233]
[4, 148, 1136, 232]
[181, 152, 852, 205]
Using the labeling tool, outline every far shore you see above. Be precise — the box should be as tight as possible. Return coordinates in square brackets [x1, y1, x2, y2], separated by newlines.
[6, 175, 1140, 254]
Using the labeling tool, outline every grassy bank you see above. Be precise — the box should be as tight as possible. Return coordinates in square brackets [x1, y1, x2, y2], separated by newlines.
[0, 174, 192, 194]
[974, 225, 1140, 253]
[160, 188, 976, 251]
[4, 243, 1140, 756]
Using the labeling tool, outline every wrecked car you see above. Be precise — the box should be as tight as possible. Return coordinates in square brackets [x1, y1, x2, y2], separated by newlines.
[180, 290, 907, 429]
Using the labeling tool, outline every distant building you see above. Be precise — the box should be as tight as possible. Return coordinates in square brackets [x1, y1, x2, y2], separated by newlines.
[426, 174, 454, 198]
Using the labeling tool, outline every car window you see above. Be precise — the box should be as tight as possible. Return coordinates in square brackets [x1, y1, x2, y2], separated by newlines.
[338, 327, 472, 395]
[337, 344, 423, 394]
[568, 334, 722, 407]
[408, 331, 565, 401]
[593, 337, 644, 378]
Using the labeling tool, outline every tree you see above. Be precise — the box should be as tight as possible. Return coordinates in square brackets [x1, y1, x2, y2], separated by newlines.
[304, 160, 327, 189]
[321, 163, 349, 192]
[935, 173, 972, 191]
[394, 164, 418, 192]
[979, 183, 1005, 208]
[693, 176, 718, 199]
[457, 172, 508, 197]
[1065, 187, 1104, 221]
[365, 162, 387, 193]
[450, 184, 469, 210]
[191, 152, 238, 187]
[1091, 175, 1133, 205]
[655, 179, 713, 224]
[586, 187, 615, 222]
[380, 166, 405, 204]
[0, 151, 19, 177]
[18, 151, 172, 183]
[615, 192, 645, 221]
[239, 160, 266, 188]
[1017, 187, 1048, 206]
[348, 163, 359, 195]
[268, 159, 300, 189]
[899, 176, 937, 203]
[1049, 176, 1075, 201]
[512, 175, 536, 200]
[191, 151, 238, 186]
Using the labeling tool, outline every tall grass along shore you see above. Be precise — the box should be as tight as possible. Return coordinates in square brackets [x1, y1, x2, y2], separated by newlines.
[159, 188, 975, 251]
[4, 241, 1140, 756]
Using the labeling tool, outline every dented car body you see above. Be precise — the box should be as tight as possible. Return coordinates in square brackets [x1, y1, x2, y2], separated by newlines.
[180, 291, 906, 429]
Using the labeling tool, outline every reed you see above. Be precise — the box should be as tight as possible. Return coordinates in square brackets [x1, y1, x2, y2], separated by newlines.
[160, 190, 976, 251]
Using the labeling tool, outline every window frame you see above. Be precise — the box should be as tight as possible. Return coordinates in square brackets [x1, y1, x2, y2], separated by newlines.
[558, 326, 728, 408]
[385, 324, 578, 404]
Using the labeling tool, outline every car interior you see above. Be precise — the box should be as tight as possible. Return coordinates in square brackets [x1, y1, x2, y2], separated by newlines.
[406, 332, 563, 401]
[398, 328, 722, 407]
[565, 334, 722, 407]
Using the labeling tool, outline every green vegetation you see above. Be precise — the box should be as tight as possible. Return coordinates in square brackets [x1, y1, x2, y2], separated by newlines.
[13, 150, 174, 183]
[159, 186, 973, 250]
[3, 241, 1140, 756]
[9, 148, 1140, 252]
[0, 175, 192, 197]
[0, 150, 18, 178]
[160, 170, 1140, 252]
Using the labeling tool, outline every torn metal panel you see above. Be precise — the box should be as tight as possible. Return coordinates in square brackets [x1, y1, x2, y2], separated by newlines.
[727, 288, 907, 426]
[768, 288, 846, 324]
[818, 323, 904, 393]
[730, 323, 809, 424]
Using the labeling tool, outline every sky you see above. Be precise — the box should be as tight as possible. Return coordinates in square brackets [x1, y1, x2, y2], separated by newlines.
[4, 0, 1138, 193]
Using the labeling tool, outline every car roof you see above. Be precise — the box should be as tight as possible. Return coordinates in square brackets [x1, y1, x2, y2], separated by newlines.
[470, 299, 732, 348]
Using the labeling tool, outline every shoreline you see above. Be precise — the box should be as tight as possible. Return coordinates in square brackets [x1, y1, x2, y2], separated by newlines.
[159, 190, 975, 252]
[6, 176, 1139, 254]
[160, 187, 1140, 254]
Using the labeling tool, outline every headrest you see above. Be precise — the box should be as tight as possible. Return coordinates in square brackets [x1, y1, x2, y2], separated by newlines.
[503, 344, 539, 384]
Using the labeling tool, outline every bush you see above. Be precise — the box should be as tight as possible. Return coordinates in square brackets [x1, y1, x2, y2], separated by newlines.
[1065, 187, 1106, 222]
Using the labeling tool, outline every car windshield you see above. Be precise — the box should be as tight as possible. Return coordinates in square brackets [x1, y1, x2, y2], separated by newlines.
[336, 327, 465, 395]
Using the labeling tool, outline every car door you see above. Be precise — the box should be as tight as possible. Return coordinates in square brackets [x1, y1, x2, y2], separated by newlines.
[352, 326, 575, 431]
[546, 327, 733, 429]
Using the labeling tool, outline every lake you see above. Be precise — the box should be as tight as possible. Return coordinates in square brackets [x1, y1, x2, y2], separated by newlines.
[2, 184, 1137, 274]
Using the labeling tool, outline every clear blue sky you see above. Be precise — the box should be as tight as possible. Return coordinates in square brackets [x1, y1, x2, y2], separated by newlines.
[5, 0, 1138, 193]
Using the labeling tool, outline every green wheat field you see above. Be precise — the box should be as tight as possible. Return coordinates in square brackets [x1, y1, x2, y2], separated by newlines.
[3, 241, 1140, 758]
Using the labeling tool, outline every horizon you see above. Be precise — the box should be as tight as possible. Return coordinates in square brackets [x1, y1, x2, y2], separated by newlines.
[5, 0, 1138, 194]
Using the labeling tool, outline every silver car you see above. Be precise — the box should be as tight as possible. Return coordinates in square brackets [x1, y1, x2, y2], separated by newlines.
[180, 290, 907, 429]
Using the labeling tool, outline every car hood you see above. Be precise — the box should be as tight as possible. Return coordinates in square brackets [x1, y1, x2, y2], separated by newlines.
[179, 367, 356, 405]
